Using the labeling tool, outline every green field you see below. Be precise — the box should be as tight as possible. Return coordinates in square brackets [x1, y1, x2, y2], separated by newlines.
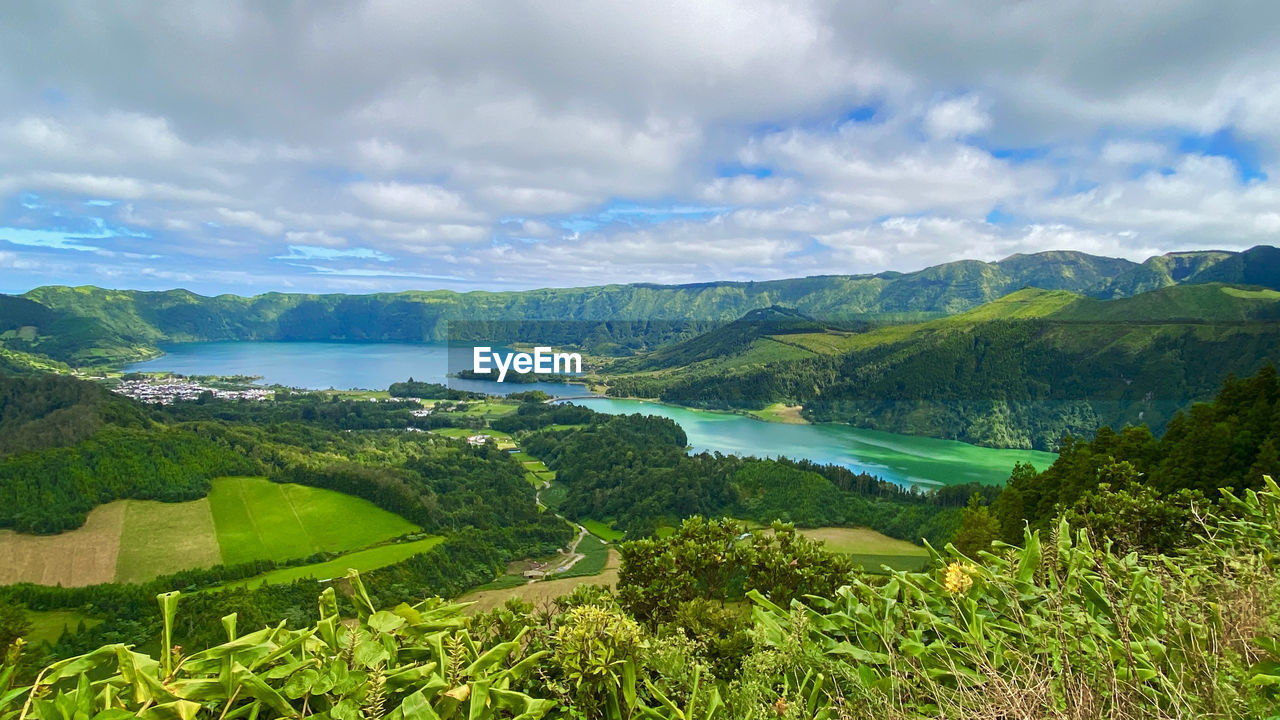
[218, 536, 444, 590]
[794, 527, 930, 574]
[555, 534, 610, 579]
[24, 610, 101, 645]
[581, 520, 625, 542]
[208, 477, 419, 566]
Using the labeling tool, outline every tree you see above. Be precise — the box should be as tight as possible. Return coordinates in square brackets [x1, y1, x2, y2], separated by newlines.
[951, 493, 1001, 557]
[0, 604, 30, 649]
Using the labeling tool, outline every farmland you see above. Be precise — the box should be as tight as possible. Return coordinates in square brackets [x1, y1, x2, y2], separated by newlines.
[796, 526, 930, 573]
[0, 502, 126, 587]
[208, 476, 419, 566]
[0, 477, 421, 586]
[217, 535, 444, 590]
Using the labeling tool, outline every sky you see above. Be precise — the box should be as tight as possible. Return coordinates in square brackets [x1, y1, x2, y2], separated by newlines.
[1, 1, 1279, 295]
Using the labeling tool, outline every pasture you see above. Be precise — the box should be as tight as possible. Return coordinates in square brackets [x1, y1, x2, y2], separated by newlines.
[208, 476, 420, 565]
[218, 535, 444, 590]
[0, 477, 420, 586]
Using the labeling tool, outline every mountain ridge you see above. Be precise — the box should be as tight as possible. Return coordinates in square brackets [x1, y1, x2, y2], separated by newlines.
[3, 246, 1277, 368]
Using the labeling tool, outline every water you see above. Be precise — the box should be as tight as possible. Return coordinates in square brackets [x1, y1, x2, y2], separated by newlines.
[568, 397, 1056, 489]
[124, 341, 587, 397]
[126, 342, 1056, 488]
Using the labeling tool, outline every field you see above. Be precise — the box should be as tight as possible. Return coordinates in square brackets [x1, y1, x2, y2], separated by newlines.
[747, 402, 808, 424]
[796, 527, 930, 573]
[0, 477, 421, 586]
[459, 549, 621, 614]
[0, 502, 125, 587]
[218, 536, 444, 590]
[208, 477, 419, 565]
[580, 519, 625, 542]
[24, 610, 102, 645]
[114, 497, 221, 583]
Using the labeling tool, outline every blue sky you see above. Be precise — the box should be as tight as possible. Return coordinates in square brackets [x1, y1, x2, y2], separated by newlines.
[0, 2, 1277, 295]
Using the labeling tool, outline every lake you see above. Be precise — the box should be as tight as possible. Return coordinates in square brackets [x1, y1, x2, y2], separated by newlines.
[127, 341, 1056, 488]
[124, 341, 586, 397]
[568, 398, 1056, 489]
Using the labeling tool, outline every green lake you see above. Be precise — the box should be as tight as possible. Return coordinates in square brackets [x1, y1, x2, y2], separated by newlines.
[571, 398, 1056, 489]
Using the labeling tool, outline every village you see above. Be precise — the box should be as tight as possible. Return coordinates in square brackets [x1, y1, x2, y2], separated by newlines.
[112, 378, 274, 404]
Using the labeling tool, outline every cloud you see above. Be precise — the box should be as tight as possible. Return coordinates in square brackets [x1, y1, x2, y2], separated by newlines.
[0, 1, 1277, 294]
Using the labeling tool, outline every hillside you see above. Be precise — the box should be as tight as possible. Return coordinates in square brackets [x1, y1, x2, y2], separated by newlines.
[6, 246, 1275, 367]
[605, 284, 1280, 449]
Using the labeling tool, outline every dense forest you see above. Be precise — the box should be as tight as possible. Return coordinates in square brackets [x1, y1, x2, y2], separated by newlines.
[994, 364, 1280, 549]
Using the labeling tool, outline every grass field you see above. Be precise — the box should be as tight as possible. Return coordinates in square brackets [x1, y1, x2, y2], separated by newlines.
[0, 502, 125, 587]
[460, 549, 621, 614]
[218, 536, 444, 590]
[0, 477, 422, 587]
[747, 402, 808, 424]
[24, 610, 102, 645]
[796, 526, 928, 555]
[580, 520, 625, 542]
[114, 497, 221, 583]
[209, 477, 419, 566]
[555, 534, 609, 579]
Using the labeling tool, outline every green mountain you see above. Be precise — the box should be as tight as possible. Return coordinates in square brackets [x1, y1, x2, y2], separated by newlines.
[605, 284, 1280, 450]
[8, 246, 1275, 368]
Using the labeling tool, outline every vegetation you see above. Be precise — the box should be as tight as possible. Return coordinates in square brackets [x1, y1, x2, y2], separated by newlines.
[7, 247, 1276, 369]
[995, 364, 1280, 545]
[606, 283, 1280, 450]
[6, 478, 1276, 718]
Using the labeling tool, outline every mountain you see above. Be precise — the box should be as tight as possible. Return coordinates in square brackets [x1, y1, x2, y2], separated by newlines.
[4, 246, 1277, 368]
[604, 284, 1280, 450]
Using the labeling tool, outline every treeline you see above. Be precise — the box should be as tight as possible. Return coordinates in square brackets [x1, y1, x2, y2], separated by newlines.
[387, 378, 484, 399]
[516, 403, 995, 545]
[277, 440, 563, 536]
[995, 364, 1280, 543]
[0, 426, 257, 533]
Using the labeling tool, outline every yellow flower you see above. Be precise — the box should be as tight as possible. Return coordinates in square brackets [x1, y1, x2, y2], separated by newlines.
[943, 561, 975, 594]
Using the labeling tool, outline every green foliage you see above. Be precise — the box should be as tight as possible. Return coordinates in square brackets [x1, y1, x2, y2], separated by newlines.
[388, 378, 483, 400]
[745, 477, 1280, 718]
[1, 575, 556, 720]
[949, 493, 1001, 557]
[0, 606, 28, 652]
[617, 518, 853, 625]
[997, 365, 1280, 539]
[607, 284, 1280, 450]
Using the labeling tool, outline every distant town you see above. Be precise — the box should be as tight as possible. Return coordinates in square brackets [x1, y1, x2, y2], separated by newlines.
[113, 378, 274, 404]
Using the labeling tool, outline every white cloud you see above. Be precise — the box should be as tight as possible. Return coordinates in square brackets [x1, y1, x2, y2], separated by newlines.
[923, 96, 991, 139]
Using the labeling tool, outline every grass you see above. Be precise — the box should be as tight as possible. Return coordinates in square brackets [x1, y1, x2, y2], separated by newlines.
[747, 402, 808, 424]
[796, 526, 928, 556]
[468, 573, 530, 592]
[846, 553, 931, 573]
[554, 534, 609, 579]
[0, 502, 125, 587]
[209, 477, 419, 566]
[580, 520, 625, 542]
[460, 549, 621, 614]
[23, 610, 102, 645]
[216, 536, 444, 590]
[114, 497, 221, 583]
